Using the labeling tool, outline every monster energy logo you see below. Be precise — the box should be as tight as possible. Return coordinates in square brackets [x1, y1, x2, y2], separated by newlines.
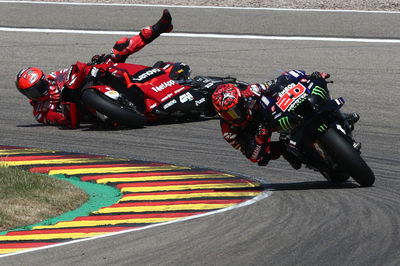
[318, 124, 328, 132]
[278, 116, 292, 130]
[312, 86, 328, 100]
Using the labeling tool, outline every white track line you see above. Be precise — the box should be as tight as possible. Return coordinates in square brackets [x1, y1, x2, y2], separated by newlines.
[0, 0, 398, 14]
[1, 27, 400, 43]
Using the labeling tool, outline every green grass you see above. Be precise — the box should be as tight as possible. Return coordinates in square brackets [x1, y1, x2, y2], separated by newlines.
[0, 164, 88, 231]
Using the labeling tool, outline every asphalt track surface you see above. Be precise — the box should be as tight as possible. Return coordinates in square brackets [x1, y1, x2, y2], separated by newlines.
[0, 2, 399, 265]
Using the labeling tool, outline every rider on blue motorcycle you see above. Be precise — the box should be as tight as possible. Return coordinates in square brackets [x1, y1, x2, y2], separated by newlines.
[211, 70, 360, 169]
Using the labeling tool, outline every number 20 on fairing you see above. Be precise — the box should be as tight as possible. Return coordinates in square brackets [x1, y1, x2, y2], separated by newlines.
[276, 83, 307, 111]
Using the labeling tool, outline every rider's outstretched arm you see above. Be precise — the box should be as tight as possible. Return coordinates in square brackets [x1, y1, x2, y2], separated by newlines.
[110, 9, 173, 63]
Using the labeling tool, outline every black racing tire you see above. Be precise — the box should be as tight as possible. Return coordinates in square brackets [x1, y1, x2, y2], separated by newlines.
[320, 170, 350, 183]
[319, 128, 375, 186]
[81, 88, 146, 128]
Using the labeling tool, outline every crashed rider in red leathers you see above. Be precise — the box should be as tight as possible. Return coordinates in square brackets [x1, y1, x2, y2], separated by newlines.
[15, 9, 173, 128]
[211, 70, 360, 169]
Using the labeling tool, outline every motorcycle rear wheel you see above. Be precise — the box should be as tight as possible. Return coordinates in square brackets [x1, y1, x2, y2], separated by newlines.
[319, 128, 375, 186]
[81, 88, 146, 128]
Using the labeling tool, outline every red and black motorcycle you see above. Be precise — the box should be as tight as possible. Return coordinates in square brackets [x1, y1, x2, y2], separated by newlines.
[61, 61, 247, 128]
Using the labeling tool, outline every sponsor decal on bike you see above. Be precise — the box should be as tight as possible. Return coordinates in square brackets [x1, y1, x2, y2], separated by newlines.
[162, 63, 172, 69]
[163, 99, 177, 109]
[161, 93, 173, 102]
[196, 77, 216, 89]
[151, 80, 176, 92]
[288, 70, 301, 78]
[131, 68, 163, 83]
[179, 92, 194, 103]
[273, 112, 282, 120]
[276, 83, 307, 112]
[204, 82, 216, 89]
[90, 67, 99, 78]
[195, 97, 206, 106]
[278, 83, 302, 98]
[317, 124, 328, 133]
[278, 116, 292, 130]
[174, 86, 186, 94]
[287, 93, 308, 112]
[104, 90, 119, 100]
[260, 95, 270, 106]
[311, 85, 328, 100]
[335, 97, 345, 106]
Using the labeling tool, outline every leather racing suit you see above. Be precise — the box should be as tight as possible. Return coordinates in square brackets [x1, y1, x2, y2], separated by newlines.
[28, 10, 172, 128]
[218, 70, 348, 168]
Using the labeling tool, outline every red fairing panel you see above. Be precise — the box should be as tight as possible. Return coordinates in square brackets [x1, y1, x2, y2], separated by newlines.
[107, 63, 191, 112]
[137, 74, 188, 102]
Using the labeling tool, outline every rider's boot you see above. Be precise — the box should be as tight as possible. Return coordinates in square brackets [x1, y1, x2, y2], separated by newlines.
[141, 9, 173, 44]
[274, 137, 302, 170]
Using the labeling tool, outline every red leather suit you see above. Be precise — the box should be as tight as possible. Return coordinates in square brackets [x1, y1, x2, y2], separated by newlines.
[29, 26, 158, 128]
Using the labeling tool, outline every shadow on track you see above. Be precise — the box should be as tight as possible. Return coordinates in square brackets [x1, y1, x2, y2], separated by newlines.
[210, 181, 362, 194]
[262, 181, 361, 191]
[16, 116, 217, 131]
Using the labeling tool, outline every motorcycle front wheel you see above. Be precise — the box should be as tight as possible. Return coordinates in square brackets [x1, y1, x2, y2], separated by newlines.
[81, 88, 146, 128]
[319, 128, 375, 186]
[320, 169, 350, 183]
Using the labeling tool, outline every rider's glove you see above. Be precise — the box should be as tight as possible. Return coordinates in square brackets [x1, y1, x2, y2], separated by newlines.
[257, 153, 270, 166]
[88, 54, 110, 65]
[246, 124, 272, 166]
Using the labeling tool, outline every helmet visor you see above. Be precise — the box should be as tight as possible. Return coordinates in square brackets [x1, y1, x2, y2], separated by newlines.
[217, 104, 248, 125]
[23, 77, 49, 99]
